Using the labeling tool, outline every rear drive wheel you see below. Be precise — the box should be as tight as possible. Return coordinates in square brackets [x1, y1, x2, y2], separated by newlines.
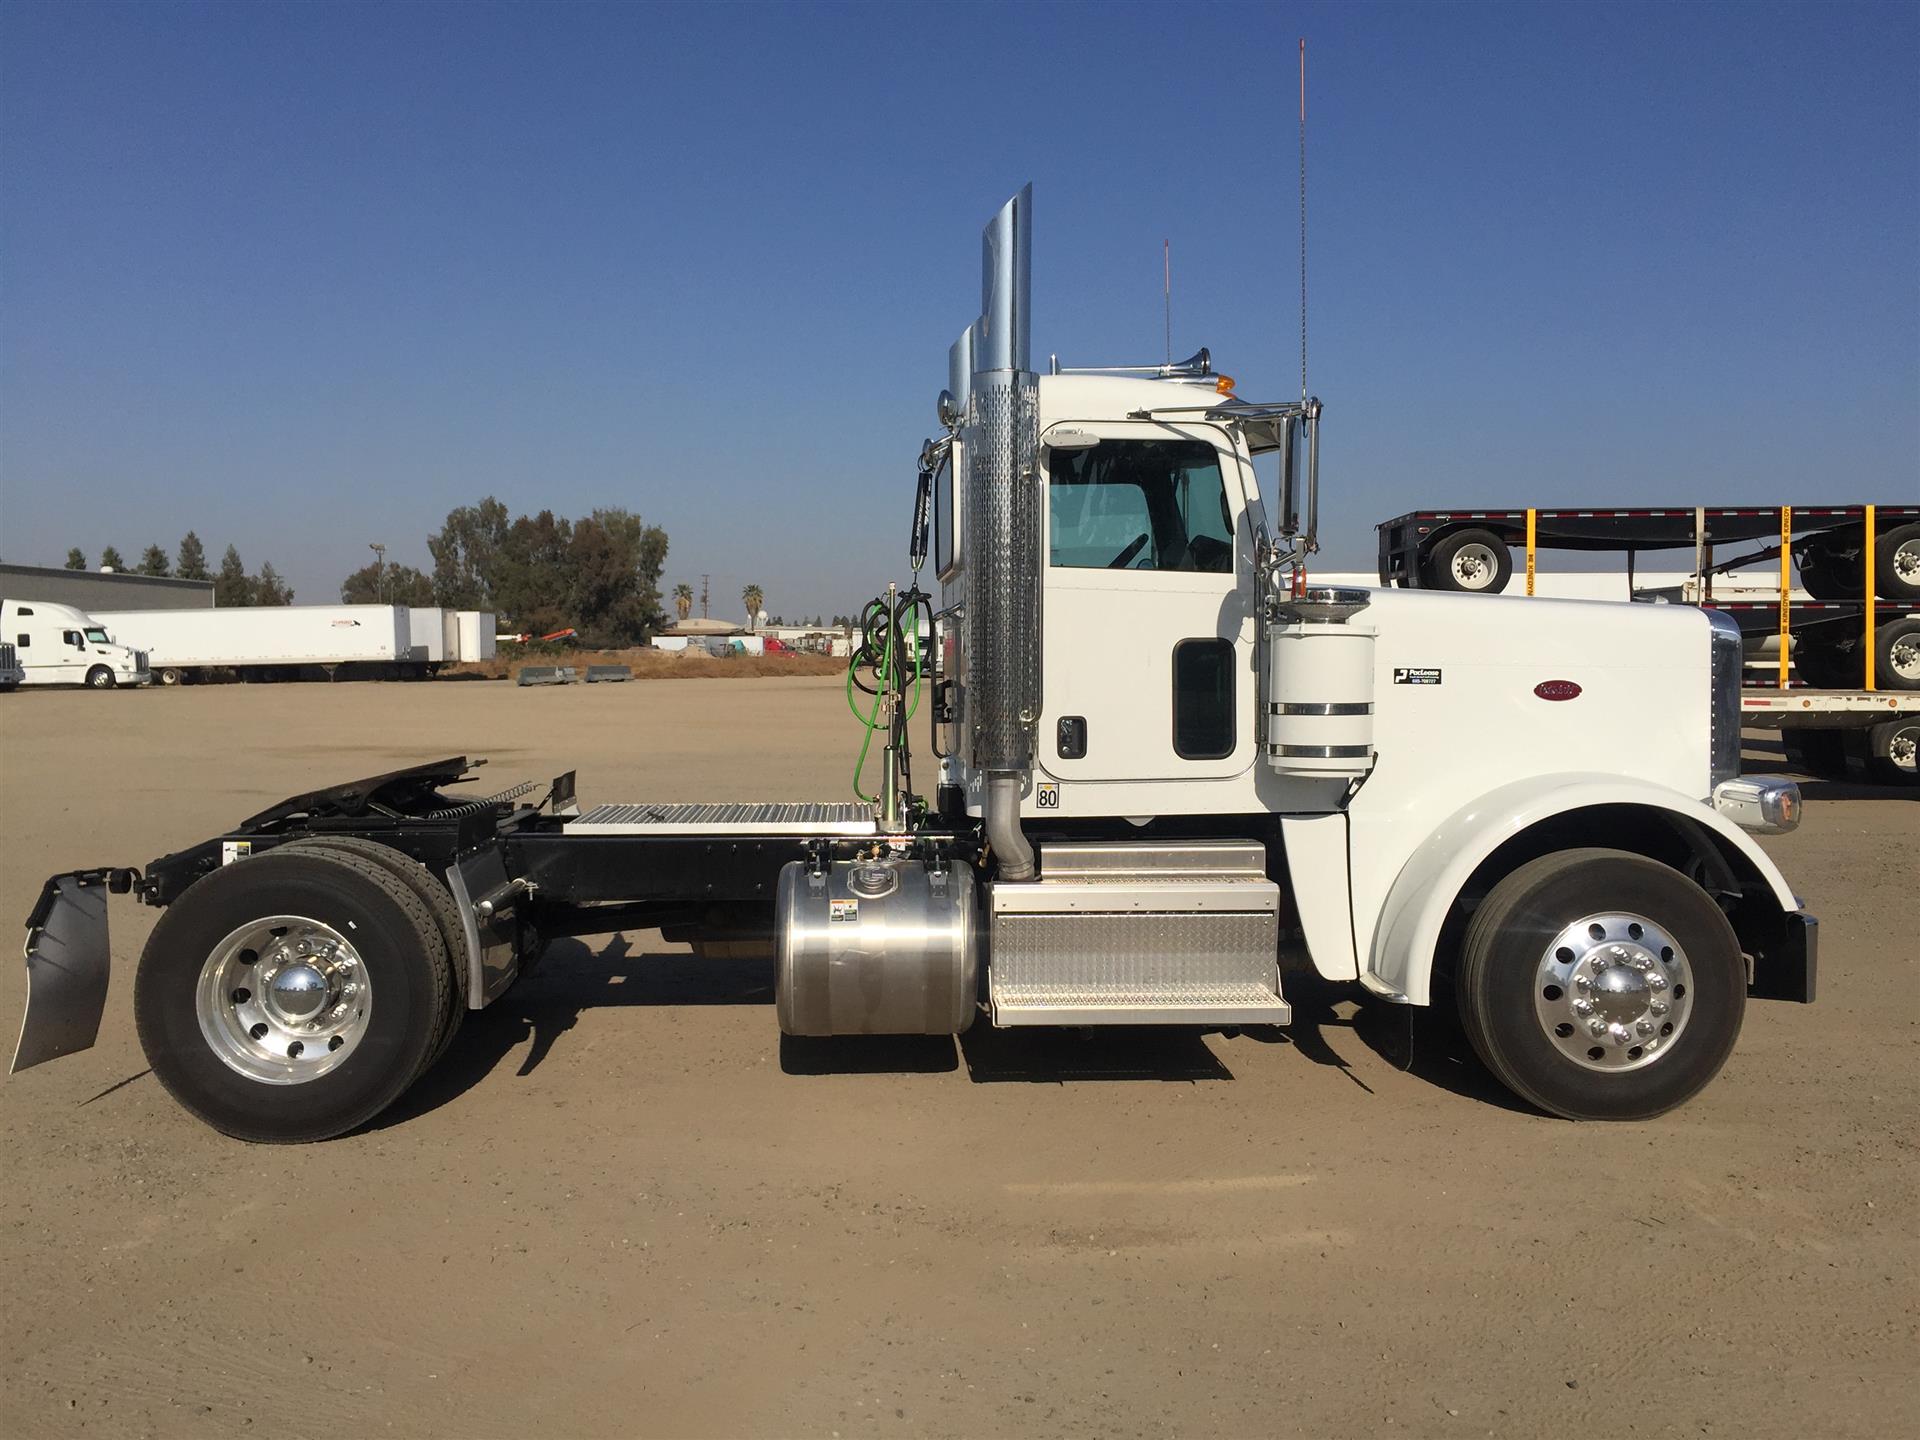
[1875, 617, 1920, 691]
[1874, 523, 1920, 601]
[1456, 849, 1745, 1121]
[1780, 726, 1851, 781]
[273, 838, 466, 1069]
[86, 665, 115, 689]
[157, 667, 182, 686]
[134, 849, 449, 1142]
[1791, 639, 1861, 690]
[1422, 528, 1513, 593]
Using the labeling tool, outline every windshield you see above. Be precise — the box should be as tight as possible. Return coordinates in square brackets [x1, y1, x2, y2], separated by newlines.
[84, 627, 111, 644]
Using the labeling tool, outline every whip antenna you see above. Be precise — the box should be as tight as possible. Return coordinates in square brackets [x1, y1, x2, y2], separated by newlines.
[1299, 37, 1309, 404]
[1163, 238, 1172, 365]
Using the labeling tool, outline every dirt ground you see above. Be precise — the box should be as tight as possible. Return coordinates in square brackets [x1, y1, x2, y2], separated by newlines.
[1, 677, 1913, 1439]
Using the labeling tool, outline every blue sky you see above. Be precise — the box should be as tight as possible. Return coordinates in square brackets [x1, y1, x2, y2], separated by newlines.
[2, 0, 1915, 617]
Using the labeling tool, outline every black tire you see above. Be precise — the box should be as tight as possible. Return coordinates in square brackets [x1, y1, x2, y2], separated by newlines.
[1862, 717, 1919, 787]
[1781, 726, 1851, 781]
[1873, 616, 1920, 692]
[273, 838, 466, 1070]
[134, 849, 450, 1142]
[1421, 527, 1513, 593]
[1456, 849, 1746, 1121]
[1873, 522, 1920, 601]
[1796, 536, 1865, 600]
[86, 665, 115, 689]
[157, 667, 182, 686]
[1791, 639, 1861, 690]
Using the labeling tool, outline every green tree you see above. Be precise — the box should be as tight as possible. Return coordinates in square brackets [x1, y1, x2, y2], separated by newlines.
[673, 582, 694, 622]
[253, 562, 294, 605]
[176, 532, 210, 581]
[428, 497, 511, 610]
[215, 545, 253, 607]
[742, 584, 764, 630]
[341, 560, 434, 606]
[64, 548, 87, 570]
[565, 508, 668, 647]
[99, 545, 126, 571]
[137, 544, 171, 577]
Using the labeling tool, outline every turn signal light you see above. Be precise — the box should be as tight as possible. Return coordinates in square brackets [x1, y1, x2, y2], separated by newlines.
[1215, 374, 1237, 394]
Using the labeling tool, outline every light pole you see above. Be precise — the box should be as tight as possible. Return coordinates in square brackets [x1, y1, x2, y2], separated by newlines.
[369, 542, 386, 604]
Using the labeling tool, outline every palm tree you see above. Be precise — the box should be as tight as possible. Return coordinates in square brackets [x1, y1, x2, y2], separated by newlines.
[673, 583, 694, 623]
[742, 584, 764, 631]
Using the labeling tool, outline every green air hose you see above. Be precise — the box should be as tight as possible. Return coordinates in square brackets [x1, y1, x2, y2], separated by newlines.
[846, 594, 924, 806]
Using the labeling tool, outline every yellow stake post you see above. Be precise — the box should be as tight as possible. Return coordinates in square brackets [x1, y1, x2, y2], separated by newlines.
[1778, 506, 1792, 688]
[1526, 509, 1537, 596]
[1864, 505, 1877, 691]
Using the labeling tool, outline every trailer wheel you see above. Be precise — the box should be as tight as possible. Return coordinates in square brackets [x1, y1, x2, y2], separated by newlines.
[1875, 617, 1920, 691]
[85, 665, 115, 689]
[1796, 536, 1865, 600]
[1780, 726, 1851, 780]
[273, 838, 466, 1071]
[1874, 523, 1920, 601]
[1456, 849, 1745, 1121]
[133, 849, 449, 1142]
[1790, 639, 1861, 690]
[1863, 717, 1919, 786]
[1422, 528, 1512, 593]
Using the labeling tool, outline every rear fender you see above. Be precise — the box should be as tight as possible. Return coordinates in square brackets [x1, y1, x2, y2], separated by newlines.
[1365, 774, 1799, 1007]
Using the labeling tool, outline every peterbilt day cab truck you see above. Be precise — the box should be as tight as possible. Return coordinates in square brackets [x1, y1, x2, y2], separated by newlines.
[12, 189, 1814, 1142]
[0, 599, 151, 688]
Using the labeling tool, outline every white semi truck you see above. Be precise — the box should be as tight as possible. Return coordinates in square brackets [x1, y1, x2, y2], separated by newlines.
[0, 599, 151, 688]
[91, 604, 417, 684]
[12, 189, 1814, 1142]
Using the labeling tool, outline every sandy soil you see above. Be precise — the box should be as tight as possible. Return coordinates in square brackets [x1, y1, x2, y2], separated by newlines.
[1, 678, 1913, 1439]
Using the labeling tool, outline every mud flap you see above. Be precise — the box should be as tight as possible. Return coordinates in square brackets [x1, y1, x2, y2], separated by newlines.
[12, 874, 112, 1072]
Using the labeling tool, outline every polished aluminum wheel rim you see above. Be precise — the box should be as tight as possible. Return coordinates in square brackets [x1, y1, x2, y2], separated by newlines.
[196, 915, 371, 1084]
[1450, 543, 1500, 589]
[1533, 912, 1691, 1073]
[1889, 726, 1918, 774]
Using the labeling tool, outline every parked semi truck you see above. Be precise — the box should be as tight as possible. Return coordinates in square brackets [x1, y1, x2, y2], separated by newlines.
[0, 599, 150, 688]
[12, 189, 1815, 1142]
[91, 604, 419, 684]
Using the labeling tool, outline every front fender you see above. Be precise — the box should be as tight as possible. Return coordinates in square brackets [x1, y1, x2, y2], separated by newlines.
[1365, 773, 1800, 1007]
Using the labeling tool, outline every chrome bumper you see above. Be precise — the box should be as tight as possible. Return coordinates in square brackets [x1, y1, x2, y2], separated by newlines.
[1713, 776, 1803, 835]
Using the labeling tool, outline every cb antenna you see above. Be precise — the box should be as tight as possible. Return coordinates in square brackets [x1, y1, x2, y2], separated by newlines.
[1163, 238, 1172, 365]
[1298, 36, 1309, 404]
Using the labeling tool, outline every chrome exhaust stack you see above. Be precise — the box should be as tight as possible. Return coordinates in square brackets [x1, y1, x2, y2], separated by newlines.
[959, 186, 1040, 879]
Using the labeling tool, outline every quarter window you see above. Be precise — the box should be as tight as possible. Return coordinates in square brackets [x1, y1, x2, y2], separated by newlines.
[1049, 439, 1234, 573]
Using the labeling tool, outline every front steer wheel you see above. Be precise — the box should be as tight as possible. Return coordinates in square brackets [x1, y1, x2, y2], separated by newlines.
[134, 848, 451, 1143]
[1456, 848, 1746, 1121]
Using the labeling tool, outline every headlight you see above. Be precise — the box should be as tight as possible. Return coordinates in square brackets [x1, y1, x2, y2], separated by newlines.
[1707, 608, 1743, 789]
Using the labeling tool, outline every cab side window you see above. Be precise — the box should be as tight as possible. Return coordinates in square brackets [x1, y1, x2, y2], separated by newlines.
[64, 630, 84, 648]
[1048, 439, 1234, 573]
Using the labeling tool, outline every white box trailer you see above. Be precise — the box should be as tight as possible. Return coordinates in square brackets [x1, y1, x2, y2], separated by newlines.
[406, 607, 453, 666]
[454, 611, 496, 663]
[91, 605, 415, 685]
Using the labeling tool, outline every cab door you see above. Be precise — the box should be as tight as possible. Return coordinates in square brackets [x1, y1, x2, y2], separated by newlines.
[1037, 421, 1257, 786]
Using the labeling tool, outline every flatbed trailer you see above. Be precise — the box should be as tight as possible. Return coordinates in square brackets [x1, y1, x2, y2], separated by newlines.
[1376, 503, 1919, 602]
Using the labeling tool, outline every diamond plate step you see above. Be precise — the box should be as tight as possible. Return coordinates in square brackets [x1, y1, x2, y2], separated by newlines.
[565, 801, 876, 835]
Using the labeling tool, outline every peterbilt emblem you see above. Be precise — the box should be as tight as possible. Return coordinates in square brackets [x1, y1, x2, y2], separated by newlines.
[1534, 680, 1583, 701]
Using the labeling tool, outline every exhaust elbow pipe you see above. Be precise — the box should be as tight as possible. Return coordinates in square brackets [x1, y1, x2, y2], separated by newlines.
[985, 773, 1035, 881]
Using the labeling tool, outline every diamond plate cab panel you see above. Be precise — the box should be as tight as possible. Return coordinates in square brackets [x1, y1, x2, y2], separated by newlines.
[987, 842, 1288, 1026]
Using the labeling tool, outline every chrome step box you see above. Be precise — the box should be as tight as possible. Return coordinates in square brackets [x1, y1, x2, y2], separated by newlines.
[988, 842, 1288, 1026]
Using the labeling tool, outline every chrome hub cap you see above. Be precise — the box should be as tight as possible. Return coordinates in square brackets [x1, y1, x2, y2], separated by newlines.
[1533, 912, 1691, 1072]
[1894, 538, 1920, 586]
[1450, 543, 1500, 589]
[196, 916, 372, 1084]
[1889, 726, 1918, 774]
